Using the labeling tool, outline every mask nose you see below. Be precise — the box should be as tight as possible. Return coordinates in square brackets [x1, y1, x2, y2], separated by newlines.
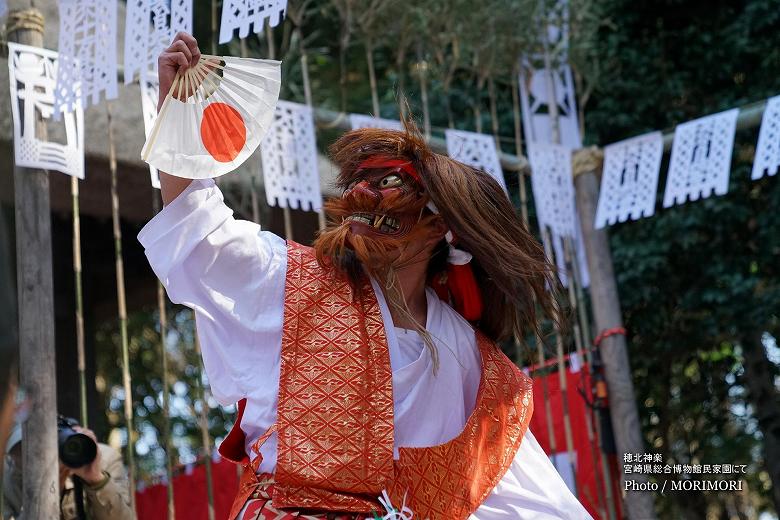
[345, 180, 381, 203]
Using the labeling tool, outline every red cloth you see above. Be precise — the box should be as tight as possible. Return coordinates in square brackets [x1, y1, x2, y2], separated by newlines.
[529, 364, 623, 520]
[135, 457, 240, 520]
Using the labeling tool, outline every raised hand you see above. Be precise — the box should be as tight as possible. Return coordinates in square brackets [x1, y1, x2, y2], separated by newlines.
[157, 31, 201, 111]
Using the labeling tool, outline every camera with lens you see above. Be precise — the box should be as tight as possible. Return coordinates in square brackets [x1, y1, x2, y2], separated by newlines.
[57, 416, 97, 468]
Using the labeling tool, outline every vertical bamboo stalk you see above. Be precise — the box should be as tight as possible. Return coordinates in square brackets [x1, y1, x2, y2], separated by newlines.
[240, 38, 263, 227]
[415, 41, 431, 140]
[71, 177, 88, 427]
[193, 329, 216, 520]
[296, 25, 326, 231]
[152, 194, 176, 519]
[365, 39, 380, 116]
[107, 103, 136, 514]
[510, 67, 529, 227]
[264, 20, 293, 239]
[210, 0, 218, 55]
[541, 228, 577, 480]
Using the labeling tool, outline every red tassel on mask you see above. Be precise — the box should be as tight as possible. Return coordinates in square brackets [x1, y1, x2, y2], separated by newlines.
[446, 262, 483, 321]
[431, 262, 483, 322]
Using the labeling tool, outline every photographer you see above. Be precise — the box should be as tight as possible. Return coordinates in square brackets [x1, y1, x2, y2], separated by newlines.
[2, 420, 134, 520]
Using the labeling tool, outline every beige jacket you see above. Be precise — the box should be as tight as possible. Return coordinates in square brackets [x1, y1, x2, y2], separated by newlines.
[2, 443, 135, 520]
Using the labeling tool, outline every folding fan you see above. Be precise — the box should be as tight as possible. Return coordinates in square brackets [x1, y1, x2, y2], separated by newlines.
[141, 54, 281, 179]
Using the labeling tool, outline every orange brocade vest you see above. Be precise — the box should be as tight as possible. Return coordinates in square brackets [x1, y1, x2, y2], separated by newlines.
[220, 242, 534, 520]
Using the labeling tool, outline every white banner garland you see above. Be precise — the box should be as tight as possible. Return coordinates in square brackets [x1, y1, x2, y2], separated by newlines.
[260, 100, 322, 211]
[752, 95, 780, 180]
[124, 0, 193, 84]
[349, 114, 403, 131]
[663, 108, 738, 208]
[55, 0, 118, 115]
[528, 142, 576, 238]
[8, 43, 84, 179]
[219, 0, 288, 44]
[595, 131, 663, 228]
[140, 74, 161, 189]
[444, 129, 507, 192]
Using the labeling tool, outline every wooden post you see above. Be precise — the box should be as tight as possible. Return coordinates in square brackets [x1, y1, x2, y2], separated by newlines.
[573, 147, 656, 519]
[193, 330, 216, 520]
[7, 5, 60, 518]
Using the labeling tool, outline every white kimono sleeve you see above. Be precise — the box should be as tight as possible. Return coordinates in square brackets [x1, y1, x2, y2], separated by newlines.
[138, 179, 287, 406]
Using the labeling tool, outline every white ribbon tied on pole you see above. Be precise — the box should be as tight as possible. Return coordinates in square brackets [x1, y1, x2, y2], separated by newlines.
[260, 100, 323, 211]
[663, 108, 739, 208]
[8, 43, 85, 179]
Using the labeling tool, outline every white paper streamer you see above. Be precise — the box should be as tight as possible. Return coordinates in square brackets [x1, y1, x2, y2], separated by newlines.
[663, 108, 738, 208]
[752, 95, 780, 180]
[444, 129, 507, 192]
[8, 43, 84, 179]
[124, 0, 193, 85]
[519, 62, 581, 149]
[54, 0, 118, 115]
[261, 100, 322, 211]
[595, 131, 663, 228]
[219, 0, 288, 44]
[349, 114, 403, 131]
[528, 142, 576, 238]
[140, 74, 161, 189]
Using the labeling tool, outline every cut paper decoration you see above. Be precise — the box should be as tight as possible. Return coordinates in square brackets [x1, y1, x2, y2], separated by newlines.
[140, 73, 161, 189]
[528, 142, 576, 238]
[141, 55, 282, 179]
[55, 0, 118, 115]
[519, 61, 582, 148]
[752, 95, 780, 180]
[219, 0, 288, 44]
[595, 131, 663, 228]
[8, 43, 84, 179]
[260, 100, 322, 211]
[663, 108, 739, 208]
[444, 129, 507, 192]
[349, 114, 403, 131]
[124, 0, 193, 84]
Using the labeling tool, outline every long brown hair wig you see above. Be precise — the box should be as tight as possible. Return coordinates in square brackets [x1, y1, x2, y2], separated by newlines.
[322, 122, 563, 346]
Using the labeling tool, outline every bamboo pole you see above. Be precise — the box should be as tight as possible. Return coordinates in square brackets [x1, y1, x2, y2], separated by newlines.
[538, 17, 578, 485]
[415, 41, 431, 141]
[107, 103, 137, 514]
[295, 24, 326, 231]
[264, 20, 293, 240]
[8, 6, 59, 518]
[365, 39, 380, 117]
[510, 64, 529, 226]
[71, 177, 88, 427]
[151, 194, 176, 519]
[193, 330, 216, 520]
